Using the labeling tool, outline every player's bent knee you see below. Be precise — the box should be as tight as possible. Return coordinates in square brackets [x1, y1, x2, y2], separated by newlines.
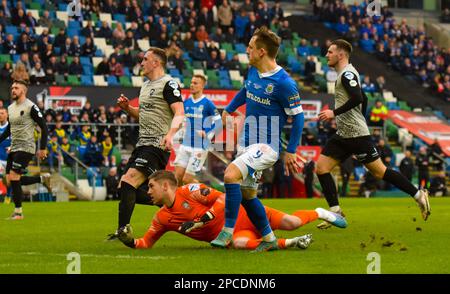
[282, 216, 301, 230]
[224, 164, 242, 184]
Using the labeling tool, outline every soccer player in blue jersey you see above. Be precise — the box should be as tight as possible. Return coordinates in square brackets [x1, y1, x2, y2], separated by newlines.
[174, 75, 222, 185]
[210, 27, 305, 252]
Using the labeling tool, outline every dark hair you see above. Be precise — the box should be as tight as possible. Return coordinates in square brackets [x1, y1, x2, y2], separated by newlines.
[331, 39, 353, 56]
[12, 79, 30, 87]
[148, 170, 178, 187]
[148, 47, 168, 67]
[253, 26, 281, 58]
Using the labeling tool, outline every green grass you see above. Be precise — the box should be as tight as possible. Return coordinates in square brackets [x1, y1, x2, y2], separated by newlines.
[0, 198, 449, 274]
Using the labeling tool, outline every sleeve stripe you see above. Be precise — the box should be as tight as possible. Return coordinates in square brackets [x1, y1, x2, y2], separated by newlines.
[284, 105, 303, 115]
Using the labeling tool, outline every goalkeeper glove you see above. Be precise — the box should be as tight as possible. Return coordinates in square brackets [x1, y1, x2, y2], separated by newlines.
[118, 225, 136, 248]
[178, 211, 215, 234]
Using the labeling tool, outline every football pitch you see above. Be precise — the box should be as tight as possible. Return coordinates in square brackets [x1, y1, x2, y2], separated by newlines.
[1, 197, 449, 274]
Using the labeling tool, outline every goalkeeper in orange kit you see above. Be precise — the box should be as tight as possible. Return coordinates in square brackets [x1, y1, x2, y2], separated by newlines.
[118, 171, 347, 250]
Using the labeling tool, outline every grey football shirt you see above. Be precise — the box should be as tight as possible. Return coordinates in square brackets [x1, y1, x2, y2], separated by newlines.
[8, 98, 46, 154]
[137, 74, 182, 148]
[334, 64, 370, 138]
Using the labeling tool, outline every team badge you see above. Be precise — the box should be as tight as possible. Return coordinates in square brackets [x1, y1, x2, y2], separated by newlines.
[182, 201, 191, 210]
[349, 80, 358, 87]
[169, 80, 179, 89]
[344, 72, 354, 80]
[265, 83, 274, 94]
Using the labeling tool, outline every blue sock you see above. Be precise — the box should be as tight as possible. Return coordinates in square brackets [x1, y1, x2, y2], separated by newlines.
[224, 183, 242, 229]
[241, 198, 272, 237]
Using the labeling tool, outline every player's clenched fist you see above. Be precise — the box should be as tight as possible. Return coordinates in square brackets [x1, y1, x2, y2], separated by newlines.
[117, 94, 130, 111]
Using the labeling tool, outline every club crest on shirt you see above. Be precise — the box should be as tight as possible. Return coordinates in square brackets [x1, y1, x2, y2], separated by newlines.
[265, 83, 274, 94]
[182, 201, 191, 210]
[344, 72, 354, 80]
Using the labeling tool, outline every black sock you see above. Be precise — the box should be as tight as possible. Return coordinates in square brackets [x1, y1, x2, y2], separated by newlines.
[317, 173, 339, 207]
[118, 182, 137, 228]
[383, 168, 418, 197]
[20, 176, 41, 185]
[135, 184, 154, 206]
[10, 180, 23, 209]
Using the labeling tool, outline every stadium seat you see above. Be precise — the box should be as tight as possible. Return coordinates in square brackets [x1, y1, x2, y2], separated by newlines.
[107, 75, 119, 86]
[237, 53, 249, 64]
[5, 26, 18, 36]
[193, 69, 205, 77]
[99, 13, 112, 23]
[119, 76, 132, 87]
[27, 9, 40, 20]
[67, 75, 80, 86]
[123, 67, 131, 77]
[93, 75, 107, 86]
[113, 14, 127, 24]
[137, 39, 150, 51]
[92, 57, 103, 68]
[55, 11, 69, 26]
[80, 75, 93, 86]
[131, 76, 144, 87]
[55, 74, 66, 86]
[0, 54, 12, 63]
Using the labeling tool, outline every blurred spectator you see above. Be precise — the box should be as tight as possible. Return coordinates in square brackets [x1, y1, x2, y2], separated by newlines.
[69, 56, 83, 76]
[399, 150, 414, 182]
[369, 100, 388, 126]
[377, 139, 393, 166]
[106, 167, 119, 200]
[38, 10, 52, 28]
[303, 154, 315, 198]
[429, 171, 447, 196]
[46, 134, 60, 172]
[168, 50, 185, 72]
[207, 50, 221, 70]
[339, 156, 353, 196]
[277, 20, 292, 40]
[57, 55, 70, 76]
[191, 41, 208, 63]
[304, 55, 316, 85]
[30, 62, 46, 85]
[81, 20, 96, 38]
[196, 25, 209, 42]
[81, 37, 95, 57]
[96, 56, 110, 75]
[416, 146, 430, 190]
[0, 62, 12, 83]
[375, 76, 386, 93]
[218, 0, 233, 32]
[101, 136, 116, 167]
[109, 56, 124, 77]
[361, 76, 376, 93]
[85, 135, 103, 167]
[441, 8, 450, 23]
[428, 138, 445, 170]
[97, 21, 113, 39]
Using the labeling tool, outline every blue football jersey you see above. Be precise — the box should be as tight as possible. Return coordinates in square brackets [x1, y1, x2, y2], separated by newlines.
[182, 96, 221, 149]
[0, 122, 11, 161]
[226, 66, 303, 152]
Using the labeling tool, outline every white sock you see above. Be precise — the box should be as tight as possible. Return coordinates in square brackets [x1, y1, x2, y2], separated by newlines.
[414, 190, 421, 200]
[285, 238, 297, 248]
[330, 205, 341, 213]
[223, 227, 234, 234]
[262, 232, 276, 242]
[14, 207, 23, 214]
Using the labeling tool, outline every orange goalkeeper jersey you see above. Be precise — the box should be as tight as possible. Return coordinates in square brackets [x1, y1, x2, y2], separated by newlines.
[135, 183, 226, 249]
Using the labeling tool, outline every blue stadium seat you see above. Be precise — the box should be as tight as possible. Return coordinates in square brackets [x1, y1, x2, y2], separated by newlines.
[235, 43, 246, 54]
[58, 3, 68, 11]
[113, 14, 127, 24]
[219, 79, 231, 89]
[12, 54, 20, 63]
[5, 26, 18, 36]
[123, 67, 131, 77]
[68, 28, 80, 38]
[169, 68, 181, 78]
[68, 21, 81, 29]
[54, 47, 61, 55]
[79, 36, 86, 45]
[94, 48, 103, 57]
[80, 57, 91, 65]
[353, 167, 366, 181]
[107, 75, 119, 86]
[219, 70, 229, 79]
[81, 75, 93, 86]
[82, 65, 93, 75]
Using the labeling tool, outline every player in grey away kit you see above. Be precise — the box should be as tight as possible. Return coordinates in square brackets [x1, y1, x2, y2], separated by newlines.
[107, 47, 184, 240]
[0, 80, 51, 220]
[316, 39, 430, 228]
